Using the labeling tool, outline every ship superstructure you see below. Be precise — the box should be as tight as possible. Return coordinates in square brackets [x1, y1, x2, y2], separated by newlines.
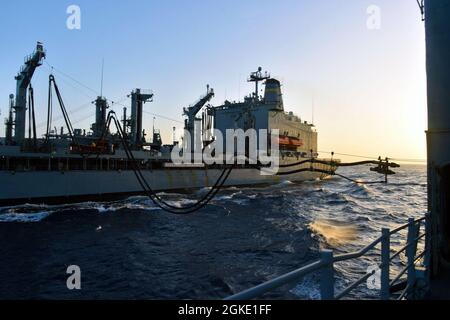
[213, 68, 317, 157]
[0, 44, 336, 206]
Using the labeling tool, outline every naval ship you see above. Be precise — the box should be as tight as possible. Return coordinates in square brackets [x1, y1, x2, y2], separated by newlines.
[0, 43, 337, 206]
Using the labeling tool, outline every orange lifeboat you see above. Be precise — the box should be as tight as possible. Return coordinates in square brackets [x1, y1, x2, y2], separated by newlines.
[278, 136, 291, 145]
[278, 136, 304, 147]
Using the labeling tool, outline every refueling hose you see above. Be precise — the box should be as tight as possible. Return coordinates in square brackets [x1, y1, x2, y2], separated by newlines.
[106, 112, 234, 214]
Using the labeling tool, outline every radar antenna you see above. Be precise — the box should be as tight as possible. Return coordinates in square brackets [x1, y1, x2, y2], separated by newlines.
[248, 67, 270, 100]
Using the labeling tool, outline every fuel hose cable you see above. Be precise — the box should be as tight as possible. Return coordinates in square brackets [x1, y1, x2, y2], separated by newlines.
[110, 115, 232, 210]
[269, 157, 398, 185]
[104, 112, 235, 214]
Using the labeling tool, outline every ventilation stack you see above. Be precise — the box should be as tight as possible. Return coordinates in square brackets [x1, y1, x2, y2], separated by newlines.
[264, 78, 284, 110]
[92, 96, 108, 137]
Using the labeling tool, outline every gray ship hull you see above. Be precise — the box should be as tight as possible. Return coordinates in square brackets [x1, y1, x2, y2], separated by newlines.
[0, 161, 333, 206]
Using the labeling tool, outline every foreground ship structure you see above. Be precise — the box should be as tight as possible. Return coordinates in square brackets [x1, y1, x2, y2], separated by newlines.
[0, 44, 336, 206]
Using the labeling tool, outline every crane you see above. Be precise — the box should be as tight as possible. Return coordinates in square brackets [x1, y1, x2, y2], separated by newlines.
[183, 85, 214, 156]
[13, 42, 46, 144]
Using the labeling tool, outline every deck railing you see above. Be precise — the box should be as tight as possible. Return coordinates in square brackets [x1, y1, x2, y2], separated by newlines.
[225, 213, 431, 300]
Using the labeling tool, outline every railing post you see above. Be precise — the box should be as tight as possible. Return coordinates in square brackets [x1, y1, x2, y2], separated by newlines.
[406, 218, 417, 298]
[424, 212, 432, 285]
[380, 228, 391, 300]
[320, 250, 334, 300]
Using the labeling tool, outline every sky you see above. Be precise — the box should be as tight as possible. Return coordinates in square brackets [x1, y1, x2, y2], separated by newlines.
[0, 0, 427, 162]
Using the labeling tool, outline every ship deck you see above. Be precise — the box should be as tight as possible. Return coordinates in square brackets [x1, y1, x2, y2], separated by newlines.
[425, 266, 450, 299]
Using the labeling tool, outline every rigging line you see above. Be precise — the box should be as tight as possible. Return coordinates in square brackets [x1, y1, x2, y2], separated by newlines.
[106, 113, 234, 214]
[267, 167, 386, 185]
[112, 101, 184, 124]
[143, 111, 184, 124]
[109, 114, 230, 212]
[319, 150, 427, 163]
[36, 101, 92, 129]
[108, 113, 232, 213]
[108, 95, 129, 107]
[318, 151, 381, 160]
[277, 159, 381, 169]
[51, 76, 77, 144]
[43, 64, 96, 100]
[44, 61, 100, 96]
[389, 158, 426, 163]
[280, 158, 399, 171]
[70, 112, 95, 126]
[46, 111, 93, 131]
[267, 158, 394, 185]
[49, 104, 94, 129]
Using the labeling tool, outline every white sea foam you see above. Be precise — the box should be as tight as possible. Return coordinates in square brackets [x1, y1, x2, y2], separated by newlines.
[214, 191, 243, 201]
[94, 201, 161, 213]
[271, 180, 294, 188]
[95, 205, 120, 213]
[196, 187, 213, 195]
[290, 276, 321, 300]
[162, 199, 198, 208]
[0, 211, 51, 223]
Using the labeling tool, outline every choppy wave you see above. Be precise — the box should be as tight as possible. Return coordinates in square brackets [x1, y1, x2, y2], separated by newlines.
[309, 219, 360, 247]
[0, 165, 427, 300]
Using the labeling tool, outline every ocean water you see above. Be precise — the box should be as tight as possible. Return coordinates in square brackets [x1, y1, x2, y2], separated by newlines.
[0, 165, 427, 300]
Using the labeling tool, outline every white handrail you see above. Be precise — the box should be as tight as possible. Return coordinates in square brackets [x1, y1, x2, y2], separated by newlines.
[225, 213, 430, 300]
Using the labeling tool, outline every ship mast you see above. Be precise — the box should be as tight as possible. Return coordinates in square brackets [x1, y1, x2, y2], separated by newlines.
[248, 67, 270, 100]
